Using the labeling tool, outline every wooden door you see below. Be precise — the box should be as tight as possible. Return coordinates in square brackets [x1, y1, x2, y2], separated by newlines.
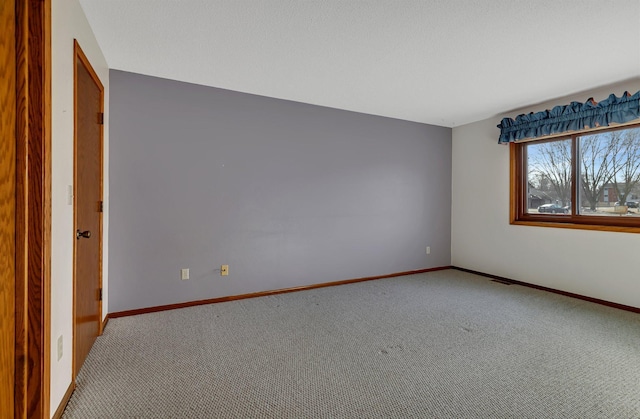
[74, 40, 104, 376]
[0, 0, 16, 414]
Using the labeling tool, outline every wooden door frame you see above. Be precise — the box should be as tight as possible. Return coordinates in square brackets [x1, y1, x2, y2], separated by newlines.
[72, 39, 105, 378]
[1, 0, 17, 416]
[15, 0, 51, 417]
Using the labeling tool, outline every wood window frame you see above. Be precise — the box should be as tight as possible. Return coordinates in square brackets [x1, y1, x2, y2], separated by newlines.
[510, 122, 640, 234]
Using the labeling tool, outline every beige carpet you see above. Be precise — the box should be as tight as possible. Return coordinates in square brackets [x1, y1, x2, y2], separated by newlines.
[62, 269, 640, 418]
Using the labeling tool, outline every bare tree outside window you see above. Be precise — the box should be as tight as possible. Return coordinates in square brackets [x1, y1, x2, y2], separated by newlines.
[610, 128, 640, 206]
[579, 132, 616, 211]
[526, 139, 572, 209]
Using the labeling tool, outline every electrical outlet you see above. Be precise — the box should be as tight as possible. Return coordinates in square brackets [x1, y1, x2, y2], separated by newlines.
[57, 335, 63, 361]
[181, 268, 189, 280]
[426, 246, 431, 255]
[221, 265, 229, 276]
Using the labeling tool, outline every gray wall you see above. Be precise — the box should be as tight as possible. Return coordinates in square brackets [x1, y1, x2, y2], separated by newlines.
[109, 70, 452, 312]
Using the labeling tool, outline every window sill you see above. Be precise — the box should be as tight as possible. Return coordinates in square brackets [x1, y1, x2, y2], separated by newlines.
[510, 218, 640, 234]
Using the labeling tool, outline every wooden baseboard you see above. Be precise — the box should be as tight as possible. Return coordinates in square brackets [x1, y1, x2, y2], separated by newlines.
[452, 266, 640, 314]
[108, 266, 452, 319]
[52, 381, 75, 419]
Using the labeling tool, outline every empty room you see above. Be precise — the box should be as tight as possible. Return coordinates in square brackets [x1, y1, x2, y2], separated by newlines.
[2, 0, 639, 418]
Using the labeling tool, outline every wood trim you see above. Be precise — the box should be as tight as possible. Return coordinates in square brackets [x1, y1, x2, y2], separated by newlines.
[73, 40, 104, 91]
[109, 266, 452, 318]
[452, 267, 640, 314]
[72, 37, 78, 387]
[509, 219, 640, 234]
[15, 0, 52, 417]
[509, 143, 519, 224]
[570, 133, 578, 216]
[98, 66, 104, 336]
[51, 382, 75, 419]
[0, 0, 17, 415]
[44, 3, 52, 415]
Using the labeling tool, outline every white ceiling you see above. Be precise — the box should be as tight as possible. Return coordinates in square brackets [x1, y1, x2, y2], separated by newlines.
[79, 0, 640, 127]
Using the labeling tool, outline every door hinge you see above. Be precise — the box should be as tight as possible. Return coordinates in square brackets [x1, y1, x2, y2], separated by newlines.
[99, 288, 103, 301]
[99, 201, 103, 212]
[98, 112, 104, 125]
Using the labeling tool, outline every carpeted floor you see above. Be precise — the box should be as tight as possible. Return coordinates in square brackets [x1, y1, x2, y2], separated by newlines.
[62, 269, 640, 418]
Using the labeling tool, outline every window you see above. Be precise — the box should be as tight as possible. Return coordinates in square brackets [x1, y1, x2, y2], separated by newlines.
[511, 123, 640, 232]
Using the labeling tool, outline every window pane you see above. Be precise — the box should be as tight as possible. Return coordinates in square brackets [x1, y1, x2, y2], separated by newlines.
[525, 139, 571, 215]
[578, 127, 640, 217]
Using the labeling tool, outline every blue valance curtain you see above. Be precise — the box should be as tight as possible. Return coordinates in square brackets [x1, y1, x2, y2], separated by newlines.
[497, 90, 640, 144]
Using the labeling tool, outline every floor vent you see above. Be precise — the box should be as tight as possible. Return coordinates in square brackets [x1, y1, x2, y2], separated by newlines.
[490, 279, 512, 285]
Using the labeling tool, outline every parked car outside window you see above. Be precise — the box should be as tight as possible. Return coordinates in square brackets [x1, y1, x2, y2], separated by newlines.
[537, 203, 569, 214]
[614, 201, 638, 208]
